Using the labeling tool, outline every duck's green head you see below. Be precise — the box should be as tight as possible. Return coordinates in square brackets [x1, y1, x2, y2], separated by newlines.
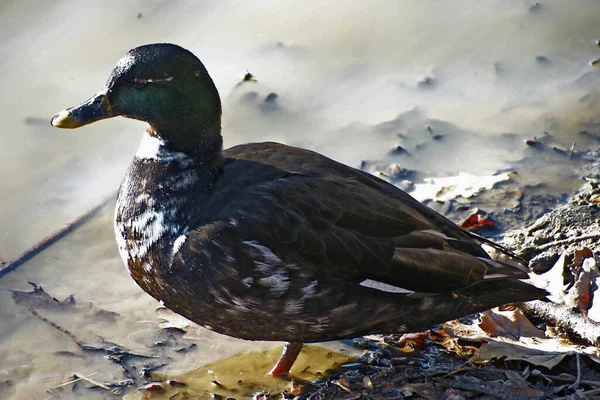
[51, 43, 222, 152]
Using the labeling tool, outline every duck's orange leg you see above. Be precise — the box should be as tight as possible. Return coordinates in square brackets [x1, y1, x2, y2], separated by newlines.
[268, 342, 304, 375]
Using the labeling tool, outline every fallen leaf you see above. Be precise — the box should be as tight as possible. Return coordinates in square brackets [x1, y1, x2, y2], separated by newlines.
[332, 377, 351, 392]
[530, 249, 600, 318]
[469, 340, 568, 369]
[572, 247, 594, 272]
[528, 252, 568, 303]
[588, 264, 600, 323]
[564, 257, 598, 316]
[10, 282, 75, 309]
[390, 332, 428, 353]
[461, 211, 495, 231]
[429, 329, 478, 358]
[479, 308, 545, 339]
[442, 318, 600, 369]
[410, 171, 513, 202]
[10, 283, 120, 322]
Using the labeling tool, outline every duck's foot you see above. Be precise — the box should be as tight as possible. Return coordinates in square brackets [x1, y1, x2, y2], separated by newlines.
[268, 341, 304, 376]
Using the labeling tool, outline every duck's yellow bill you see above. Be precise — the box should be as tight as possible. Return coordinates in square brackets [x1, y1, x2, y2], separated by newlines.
[51, 92, 115, 129]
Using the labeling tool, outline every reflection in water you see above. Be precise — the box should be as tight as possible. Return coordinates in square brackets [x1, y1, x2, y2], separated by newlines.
[1, 0, 600, 398]
[124, 345, 354, 400]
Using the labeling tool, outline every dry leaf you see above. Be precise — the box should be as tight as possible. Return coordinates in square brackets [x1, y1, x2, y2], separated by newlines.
[528, 252, 568, 303]
[392, 332, 428, 353]
[572, 247, 594, 271]
[584, 258, 600, 322]
[10, 282, 75, 310]
[461, 211, 495, 231]
[442, 318, 600, 369]
[469, 340, 568, 369]
[478, 308, 545, 339]
[332, 377, 351, 392]
[564, 257, 598, 316]
[429, 329, 478, 357]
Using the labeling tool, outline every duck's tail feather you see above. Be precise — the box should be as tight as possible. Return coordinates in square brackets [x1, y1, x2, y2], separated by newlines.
[404, 279, 548, 332]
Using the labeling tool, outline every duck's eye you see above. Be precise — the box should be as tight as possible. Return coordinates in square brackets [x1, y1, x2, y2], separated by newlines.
[133, 78, 148, 88]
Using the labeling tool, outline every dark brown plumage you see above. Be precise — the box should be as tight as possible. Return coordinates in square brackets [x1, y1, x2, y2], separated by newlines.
[51, 43, 547, 375]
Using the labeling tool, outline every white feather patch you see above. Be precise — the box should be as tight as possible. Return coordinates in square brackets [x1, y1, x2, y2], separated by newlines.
[360, 279, 415, 294]
[172, 234, 187, 257]
[242, 240, 281, 264]
[242, 241, 290, 296]
[135, 131, 189, 162]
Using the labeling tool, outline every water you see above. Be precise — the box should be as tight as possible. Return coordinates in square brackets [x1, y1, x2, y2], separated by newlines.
[2, 0, 600, 398]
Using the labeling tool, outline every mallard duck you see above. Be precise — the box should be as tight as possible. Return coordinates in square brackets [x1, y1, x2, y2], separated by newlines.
[51, 43, 546, 375]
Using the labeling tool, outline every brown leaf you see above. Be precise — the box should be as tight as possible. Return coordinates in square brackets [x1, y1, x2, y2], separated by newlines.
[429, 329, 478, 358]
[332, 377, 351, 392]
[469, 340, 568, 369]
[478, 308, 545, 339]
[572, 247, 594, 272]
[564, 257, 598, 316]
[392, 332, 428, 353]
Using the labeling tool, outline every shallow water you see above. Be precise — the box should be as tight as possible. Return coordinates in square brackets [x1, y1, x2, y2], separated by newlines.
[2, 0, 600, 398]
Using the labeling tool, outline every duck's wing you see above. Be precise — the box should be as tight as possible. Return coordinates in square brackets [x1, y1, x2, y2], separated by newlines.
[166, 143, 545, 341]
[180, 143, 526, 294]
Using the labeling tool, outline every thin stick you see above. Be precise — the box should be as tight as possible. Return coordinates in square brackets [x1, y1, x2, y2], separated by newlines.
[28, 308, 85, 349]
[543, 374, 600, 387]
[49, 372, 99, 390]
[569, 353, 582, 390]
[519, 300, 600, 347]
[0, 194, 114, 278]
[532, 233, 600, 253]
[72, 373, 111, 390]
[555, 388, 600, 400]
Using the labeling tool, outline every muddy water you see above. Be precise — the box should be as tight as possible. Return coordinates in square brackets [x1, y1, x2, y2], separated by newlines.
[2, 0, 600, 398]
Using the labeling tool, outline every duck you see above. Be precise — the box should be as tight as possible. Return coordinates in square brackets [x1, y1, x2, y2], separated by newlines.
[51, 43, 547, 376]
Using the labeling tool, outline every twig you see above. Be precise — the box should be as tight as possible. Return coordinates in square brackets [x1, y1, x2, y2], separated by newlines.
[28, 308, 85, 348]
[0, 194, 114, 278]
[555, 388, 600, 400]
[72, 373, 111, 390]
[542, 373, 600, 387]
[533, 233, 600, 253]
[49, 372, 99, 390]
[569, 353, 581, 391]
[519, 300, 600, 347]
